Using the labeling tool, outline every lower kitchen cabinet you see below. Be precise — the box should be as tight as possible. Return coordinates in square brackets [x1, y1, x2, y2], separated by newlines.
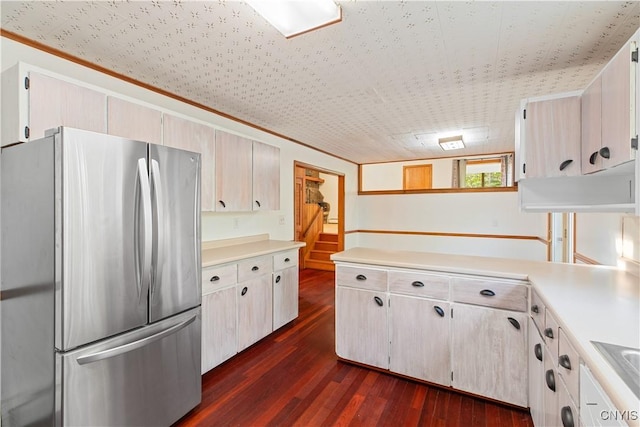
[273, 266, 298, 330]
[389, 295, 450, 385]
[544, 345, 560, 427]
[201, 287, 237, 374]
[450, 304, 528, 407]
[237, 275, 273, 352]
[335, 286, 388, 369]
[528, 317, 545, 427]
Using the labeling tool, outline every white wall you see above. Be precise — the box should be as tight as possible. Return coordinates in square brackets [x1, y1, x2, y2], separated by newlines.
[319, 173, 338, 222]
[575, 212, 625, 266]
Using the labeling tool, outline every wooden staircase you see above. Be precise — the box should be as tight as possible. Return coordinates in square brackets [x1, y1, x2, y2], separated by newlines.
[305, 232, 339, 271]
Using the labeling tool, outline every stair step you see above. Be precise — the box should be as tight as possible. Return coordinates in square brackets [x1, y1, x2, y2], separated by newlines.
[304, 259, 335, 272]
[309, 250, 333, 261]
[318, 233, 339, 243]
[314, 241, 338, 251]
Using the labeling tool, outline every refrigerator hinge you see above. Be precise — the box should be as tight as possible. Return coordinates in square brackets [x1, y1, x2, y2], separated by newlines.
[632, 47, 639, 63]
[24, 76, 30, 90]
[632, 136, 638, 150]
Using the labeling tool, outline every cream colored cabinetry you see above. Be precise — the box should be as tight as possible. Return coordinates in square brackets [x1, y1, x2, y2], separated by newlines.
[523, 94, 582, 178]
[106, 97, 162, 145]
[272, 249, 299, 330]
[237, 256, 273, 351]
[528, 317, 545, 427]
[215, 130, 253, 212]
[2, 66, 107, 146]
[163, 114, 216, 211]
[252, 141, 280, 211]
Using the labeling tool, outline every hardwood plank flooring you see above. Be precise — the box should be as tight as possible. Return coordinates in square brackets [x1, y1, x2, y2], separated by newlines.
[174, 269, 534, 427]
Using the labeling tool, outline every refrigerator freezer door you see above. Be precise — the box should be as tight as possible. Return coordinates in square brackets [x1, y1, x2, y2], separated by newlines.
[59, 128, 148, 350]
[58, 308, 201, 426]
[149, 144, 201, 322]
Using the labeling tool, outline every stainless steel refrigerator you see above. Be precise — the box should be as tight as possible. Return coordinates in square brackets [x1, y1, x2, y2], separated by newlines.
[1, 127, 202, 426]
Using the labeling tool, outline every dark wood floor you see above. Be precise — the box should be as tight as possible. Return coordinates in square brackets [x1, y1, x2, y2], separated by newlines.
[174, 269, 534, 427]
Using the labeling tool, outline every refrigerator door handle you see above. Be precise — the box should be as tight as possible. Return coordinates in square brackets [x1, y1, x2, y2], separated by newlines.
[75, 315, 196, 365]
[150, 159, 164, 302]
[137, 158, 153, 303]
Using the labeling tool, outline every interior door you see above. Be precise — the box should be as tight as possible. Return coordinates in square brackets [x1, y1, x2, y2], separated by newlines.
[149, 144, 201, 323]
[60, 128, 148, 350]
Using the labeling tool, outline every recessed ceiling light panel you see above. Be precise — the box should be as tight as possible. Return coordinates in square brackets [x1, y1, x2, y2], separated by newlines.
[246, 0, 342, 38]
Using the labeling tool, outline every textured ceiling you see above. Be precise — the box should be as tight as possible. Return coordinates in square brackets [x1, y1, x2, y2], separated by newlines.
[2, 1, 639, 164]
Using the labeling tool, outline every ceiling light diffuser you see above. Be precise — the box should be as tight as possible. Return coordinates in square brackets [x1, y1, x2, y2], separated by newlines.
[246, 0, 342, 38]
[438, 136, 465, 151]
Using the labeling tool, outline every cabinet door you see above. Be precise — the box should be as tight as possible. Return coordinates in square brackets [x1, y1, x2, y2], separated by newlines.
[252, 141, 280, 211]
[201, 287, 237, 374]
[28, 72, 106, 140]
[215, 130, 253, 211]
[237, 275, 273, 351]
[581, 76, 603, 174]
[273, 267, 298, 330]
[543, 345, 560, 427]
[389, 295, 450, 385]
[601, 41, 634, 169]
[335, 287, 388, 369]
[525, 96, 581, 178]
[528, 318, 545, 427]
[451, 304, 528, 407]
[163, 114, 216, 211]
[107, 97, 162, 145]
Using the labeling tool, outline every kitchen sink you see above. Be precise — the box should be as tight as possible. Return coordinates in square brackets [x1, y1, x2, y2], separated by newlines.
[592, 341, 640, 399]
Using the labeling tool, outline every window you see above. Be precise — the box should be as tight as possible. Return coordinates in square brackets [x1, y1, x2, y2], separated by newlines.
[464, 159, 502, 188]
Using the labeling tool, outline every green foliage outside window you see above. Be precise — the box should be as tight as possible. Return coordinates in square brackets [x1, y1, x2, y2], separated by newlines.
[465, 172, 502, 188]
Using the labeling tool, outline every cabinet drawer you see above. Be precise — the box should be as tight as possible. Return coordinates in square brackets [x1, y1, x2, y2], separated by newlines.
[558, 328, 580, 402]
[530, 289, 545, 333]
[544, 309, 560, 361]
[273, 249, 298, 271]
[451, 277, 528, 311]
[202, 264, 237, 295]
[388, 270, 449, 300]
[336, 265, 387, 291]
[238, 255, 273, 282]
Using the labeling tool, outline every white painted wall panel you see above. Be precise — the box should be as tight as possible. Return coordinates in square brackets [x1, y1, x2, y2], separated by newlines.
[575, 213, 623, 266]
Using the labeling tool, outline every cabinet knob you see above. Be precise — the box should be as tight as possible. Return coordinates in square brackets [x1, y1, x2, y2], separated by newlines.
[544, 327, 554, 339]
[559, 159, 573, 171]
[545, 369, 556, 392]
[599, 146, 610, 159]
[589, 151, 599, 165]
[210, 275, 220, 282]
[373, 296, 384, 307]
[559, 354, 572, 370]
[241, 286, 248, 296]
[507, 317, 521, 330]
[219, 200, 226, 208]
[433, 306, 445, 317]
[531, 304, 539, 314]
[534, 343, 543, 362]
[356, 274, 367, 281]
[479, 289, 495, 297]
[561, 406, 574, 427]
[411, 281, 425, 287]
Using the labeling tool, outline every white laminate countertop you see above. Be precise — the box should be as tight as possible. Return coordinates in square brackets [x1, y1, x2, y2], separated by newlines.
[202, 234, 305, 268]
[331, 247, 640, 422]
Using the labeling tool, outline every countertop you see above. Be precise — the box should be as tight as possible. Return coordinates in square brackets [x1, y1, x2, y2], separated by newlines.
[202, 234, 305, 267]
[331, 247, 640, 422]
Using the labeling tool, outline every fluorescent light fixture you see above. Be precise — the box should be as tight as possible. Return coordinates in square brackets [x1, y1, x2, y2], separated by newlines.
[439, 135, 465, 151]
[246, 0, 342, 38]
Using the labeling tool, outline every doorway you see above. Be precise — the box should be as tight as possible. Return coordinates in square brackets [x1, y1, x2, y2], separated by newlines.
[294, 161, 345, 271]
[548, 212, 575, 263]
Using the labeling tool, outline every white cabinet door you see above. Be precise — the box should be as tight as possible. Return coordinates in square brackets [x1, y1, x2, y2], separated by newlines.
[106, 97, 162, 145]
[201, 287, 237, 374]
[543, 345, 560, 427]
[28, 72, 106, 141]
[215, 130, 253, 211]
[582, 75, 604, 174]
[451, 304, 528, 407]
[163, 114, 216, 211]
[273, 267, 298, 330]
[389, 295, 450, 385]
[237, 275, 273, 351]
[335, 287, 388, 370]
[252, 141, 280, 211]
[528, 317, 545, 427]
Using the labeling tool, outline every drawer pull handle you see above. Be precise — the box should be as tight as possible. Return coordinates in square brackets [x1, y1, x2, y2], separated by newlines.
[589, 151, 598, 165]
[252, 266, 259, 272]
[219, 200, 226, 208]
[599, 146, 610, 159]
[561, 406, 574, 427]
[534, 343, 543, 362]
[544, 328, 554, 339]
[479, 289, 495, 297]
[531, 304, 539, 314]
[559, 354, 572, 370]
[284, 257, 291, 263]
[241, 286, 248, 296]
[275, 275, 281, 283]
[210, 275, 220, 282]
[411, 281, 425, 287]
[373, 296, 384, 307]
[545, 369, 556, 392]
[559, 159, 573, 171]
[507, 317, 521, 330]
[356, 274, 367, 281]
[433, 306, 445, 317]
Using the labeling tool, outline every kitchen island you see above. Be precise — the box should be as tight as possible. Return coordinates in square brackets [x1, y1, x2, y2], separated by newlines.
[331, 247, 640, 426]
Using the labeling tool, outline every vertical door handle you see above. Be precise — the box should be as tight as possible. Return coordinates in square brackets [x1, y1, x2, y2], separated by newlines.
[545, 369, 556, 392]
[433, 306, 445, 317]
[137, 158, 152, 304]
[150, 159, 164, 302]
[559, 354, 572, 370]
[507, 317, 521, 330]
[373, 296, 384, 307]
[589, 151, 598, 165]
[241, 287, 248, 296]
[534, 343, 543, 361]
[561, 406, 574, 427]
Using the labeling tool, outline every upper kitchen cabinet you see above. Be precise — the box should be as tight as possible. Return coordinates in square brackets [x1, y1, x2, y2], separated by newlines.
[215, 130, 253, 212]
[107, 97, 162, 145]
[581, 76, 604, 174]
[1, 64, 106, 146]
[252, 141, 280, 211]
[522, 93, 582, 178]
[163, 114, 216, 211]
